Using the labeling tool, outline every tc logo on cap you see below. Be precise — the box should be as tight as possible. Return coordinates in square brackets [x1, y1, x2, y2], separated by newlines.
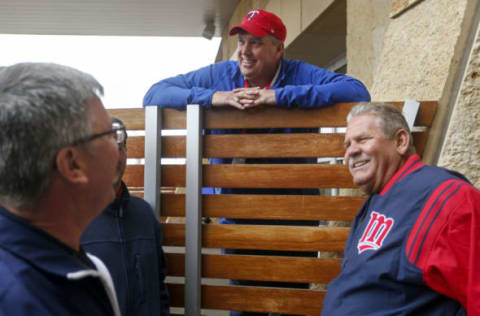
[247, 10, 259, 20]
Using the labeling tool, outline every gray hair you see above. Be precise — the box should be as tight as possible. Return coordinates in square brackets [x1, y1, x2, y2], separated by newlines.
[0, 62, 104, 209]
[347, 102, 416, 154]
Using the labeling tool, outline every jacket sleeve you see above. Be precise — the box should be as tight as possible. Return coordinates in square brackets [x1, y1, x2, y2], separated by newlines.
[275, 63, 370, 108]
[413, 182, 480, 314]
[143, 64, 218, 110]
[154, 219, 171, 316]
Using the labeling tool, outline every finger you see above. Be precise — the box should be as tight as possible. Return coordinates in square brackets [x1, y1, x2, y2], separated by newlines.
[230, 98, 246, 110]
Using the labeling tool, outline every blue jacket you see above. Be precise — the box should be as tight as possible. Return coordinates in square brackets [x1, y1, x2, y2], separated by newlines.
[143, 58, 370, 109]
[321, 155, 480, 315]
[0, 206, 119, 316]
[81, 182, 170, 316]
[143, 58, 371, 225]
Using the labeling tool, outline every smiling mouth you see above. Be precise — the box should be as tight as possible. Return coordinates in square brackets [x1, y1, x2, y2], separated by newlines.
[241, 58, 256, 67]
[351, 159, 369, 169]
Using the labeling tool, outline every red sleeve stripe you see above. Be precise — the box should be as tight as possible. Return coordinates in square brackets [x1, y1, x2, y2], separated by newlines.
[406, 179, 467, 266]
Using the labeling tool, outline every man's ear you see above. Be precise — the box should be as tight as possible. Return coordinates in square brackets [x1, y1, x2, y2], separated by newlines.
[55, 147, 89, 184]
[394, 129, 411, 155]
[277, 42, 285, 55]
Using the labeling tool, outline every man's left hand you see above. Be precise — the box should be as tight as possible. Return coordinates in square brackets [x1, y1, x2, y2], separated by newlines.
[233, 88, 276, 108]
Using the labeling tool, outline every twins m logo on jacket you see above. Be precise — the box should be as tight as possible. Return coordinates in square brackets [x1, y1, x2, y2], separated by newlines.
[358, 211, 395, 254]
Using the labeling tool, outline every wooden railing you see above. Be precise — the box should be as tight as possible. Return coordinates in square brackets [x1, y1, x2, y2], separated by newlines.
[108, 100, 437, 315]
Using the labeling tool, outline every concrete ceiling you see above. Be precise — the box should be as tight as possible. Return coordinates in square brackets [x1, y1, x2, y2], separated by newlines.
[0, 0, 239, 37]
[286, 0, 346, 70]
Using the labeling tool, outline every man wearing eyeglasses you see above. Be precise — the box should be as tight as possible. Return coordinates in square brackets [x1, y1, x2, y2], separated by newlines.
[81, 117, 170, 316]
[0, 62, 121, 316]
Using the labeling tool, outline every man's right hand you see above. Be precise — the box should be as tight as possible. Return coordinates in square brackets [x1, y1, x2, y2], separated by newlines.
[211, 91, 247, 110]
[212, 88, 265, 110]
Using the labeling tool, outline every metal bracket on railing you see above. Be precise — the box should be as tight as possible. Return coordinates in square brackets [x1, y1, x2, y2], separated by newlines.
[402, 100, 420, 131]
[185, 104, 203, 316]
[144, 106, 162, 218]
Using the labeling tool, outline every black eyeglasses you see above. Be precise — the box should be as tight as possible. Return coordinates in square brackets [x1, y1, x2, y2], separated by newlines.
[71, 123, 126, 146]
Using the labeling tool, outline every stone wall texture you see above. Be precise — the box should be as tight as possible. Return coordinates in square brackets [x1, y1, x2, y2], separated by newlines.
[347, 0, 391, 89]
[371, 0, 468, 101]
[438, 24, 480, 186]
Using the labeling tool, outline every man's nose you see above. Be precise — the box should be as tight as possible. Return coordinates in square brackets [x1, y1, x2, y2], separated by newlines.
[344, 143, 360, 161]
[240, 43, 251, 55]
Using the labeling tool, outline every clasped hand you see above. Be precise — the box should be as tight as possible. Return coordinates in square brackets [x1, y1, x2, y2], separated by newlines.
[211, 87, 276, 110]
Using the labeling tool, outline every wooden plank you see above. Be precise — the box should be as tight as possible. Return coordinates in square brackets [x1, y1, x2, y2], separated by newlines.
[163, 224, 349, 251]
[205, 164, 355, 188]
[162, 165, 186, 187]
[107, 108, 145, 130]
[413, 131, 429, 157]
[203, 101, 437, 129]
[203, 285, 325, 315]
[163, 136, 186, 158]
[167, 283, 184, 308]
[124, 135, 186, 158]
[166, 253, 341, 283]
[107, 107, 186, 129]
[153, 164, 355, 188]
[162, 194, 364, 221]
[204, 133, 345, 158]
[107, 101, 436, 136]
[163, 108, 186, 129]
[126, 136, 144, 158]
[123, 165, 144, 187]
[167, 283, 326, 314]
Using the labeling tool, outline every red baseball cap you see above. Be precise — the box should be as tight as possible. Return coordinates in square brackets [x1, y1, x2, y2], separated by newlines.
[229, 9, 286, 42]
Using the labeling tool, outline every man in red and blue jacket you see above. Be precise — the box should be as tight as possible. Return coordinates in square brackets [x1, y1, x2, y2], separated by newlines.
[321, 102, 480, 315]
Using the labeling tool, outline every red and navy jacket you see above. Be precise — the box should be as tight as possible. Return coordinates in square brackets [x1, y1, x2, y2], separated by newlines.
[322, 154, 480, 315]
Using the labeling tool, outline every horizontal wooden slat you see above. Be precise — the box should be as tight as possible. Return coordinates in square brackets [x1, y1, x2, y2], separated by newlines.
[166, 253, 341, 283]
[163, 136, 186, 157]
[203, 101, 437, 129]
[163, 224, 349, 251]
[126, 164, 355, 188]
[123, 165, 145, 187]
[107, 108, 145, 130]
[154, 131, 429, 159]
[162, 108, 186, 129]
[167, 283, 184, 308]
[116, 135, 186, 159]
[108, 101, 436, 131]
[167, 284, 325, 315]
[125, 136, 144, 158]
[205, 285, 325, 315]
[124, 165, 184, 187]
[162, 194, 364, 221]
[107, 107, 187, 129]
[205, 164, 355, 188]
[205, 133, 345, 158]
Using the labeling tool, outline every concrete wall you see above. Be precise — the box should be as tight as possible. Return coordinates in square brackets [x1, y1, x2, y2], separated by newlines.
[346, 0, 392, 89]
[347, 0, 479, 186]
[438, 22, 480, 186]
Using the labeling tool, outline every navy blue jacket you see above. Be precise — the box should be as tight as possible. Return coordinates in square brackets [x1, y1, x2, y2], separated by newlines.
[81, 182, 170, 316]
[0, 206, 118, 316]
[322, 155, 480, 315]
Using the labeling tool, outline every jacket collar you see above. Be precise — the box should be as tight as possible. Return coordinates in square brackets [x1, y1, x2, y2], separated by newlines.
[105, 181, 130, 216]
[0, 206, 94, 277]
[233, 58, 286, 88]
[379, 154, 424, 195]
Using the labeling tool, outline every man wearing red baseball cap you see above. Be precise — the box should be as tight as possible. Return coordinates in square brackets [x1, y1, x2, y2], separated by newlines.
[144, 8, 370, 110]
[144, 9, 370, 315]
